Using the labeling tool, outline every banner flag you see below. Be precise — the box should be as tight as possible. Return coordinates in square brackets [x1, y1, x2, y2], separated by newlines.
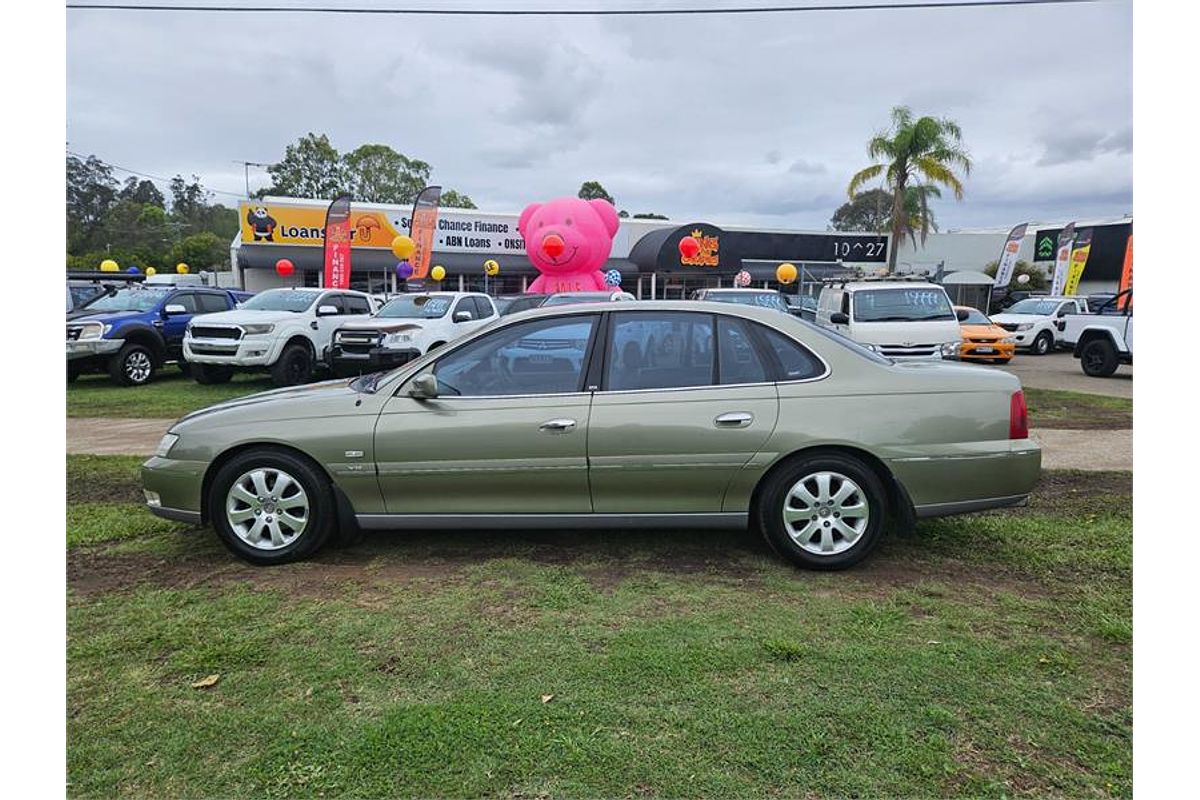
[322, 194, 353, 289]
[1118, 234, 1133, 310]
[993, 223, 1028, 288]
[1063, 228, 1094, 296]
[1050, 221, 1076, 296]
[408, 185, 442, 282]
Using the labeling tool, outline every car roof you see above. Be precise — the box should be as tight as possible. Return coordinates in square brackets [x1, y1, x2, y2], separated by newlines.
[700, 288, 776, 293]
[838, 281, 941, 291]
[508, 299, 799, 325]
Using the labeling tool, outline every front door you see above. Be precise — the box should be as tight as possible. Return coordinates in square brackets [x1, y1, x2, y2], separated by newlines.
[374, 314, 600, 514]
[160, 291, 200, 359]
[587, 311, 779, 513]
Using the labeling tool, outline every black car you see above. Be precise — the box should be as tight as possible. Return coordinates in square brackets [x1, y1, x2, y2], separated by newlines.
[494, 294, 550, 316]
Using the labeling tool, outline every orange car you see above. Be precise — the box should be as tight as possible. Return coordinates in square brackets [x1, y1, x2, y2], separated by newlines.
[955, 306, 1016, 363]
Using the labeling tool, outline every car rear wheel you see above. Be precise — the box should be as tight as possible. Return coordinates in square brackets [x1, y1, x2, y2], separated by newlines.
[1080, 338, 1119, 377]
[208, 448, 334, 565]
[756, 453, 887, 570]
[270, 343, 313, 387]
[1031, 331, 1053, 355]
[108, 343, 156, 386]
[193, 364, 234, 384]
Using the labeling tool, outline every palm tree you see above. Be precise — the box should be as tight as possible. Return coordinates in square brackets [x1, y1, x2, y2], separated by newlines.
[847, 106, 971, 272]
[901, 184, 941, 247]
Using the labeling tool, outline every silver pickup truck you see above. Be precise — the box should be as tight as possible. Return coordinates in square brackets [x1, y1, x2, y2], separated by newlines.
[1060, 289, 1132, 377]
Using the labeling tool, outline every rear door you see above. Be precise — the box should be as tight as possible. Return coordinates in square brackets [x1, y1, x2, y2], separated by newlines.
[586, 310, 779, 513]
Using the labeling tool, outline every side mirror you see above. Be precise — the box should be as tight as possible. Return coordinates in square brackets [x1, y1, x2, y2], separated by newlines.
[317, 304, 339, 317]
[830, 312, 849, 325]
[454, 311, 473, 323]
[409, 373, 439, 399]
[955, 308, 970, 322]
[163, 304, 187, 316]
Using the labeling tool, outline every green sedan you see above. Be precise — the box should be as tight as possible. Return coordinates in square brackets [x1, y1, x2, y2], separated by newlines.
[142, 301, 1040, 570]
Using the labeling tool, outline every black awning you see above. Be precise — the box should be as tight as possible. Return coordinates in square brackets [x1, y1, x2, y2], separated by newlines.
[627, 222, 743, 275]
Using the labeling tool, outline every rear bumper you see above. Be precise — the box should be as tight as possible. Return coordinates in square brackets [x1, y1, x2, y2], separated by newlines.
[887, 440, 1042, 513]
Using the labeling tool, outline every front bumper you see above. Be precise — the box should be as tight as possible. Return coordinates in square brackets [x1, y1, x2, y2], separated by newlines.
[66, 338, 123, 361]
[184, 336, 277, 367]
[959, 341, 1015, 361]
[328, 345, 421, 373]
[142, 456, 208, 523]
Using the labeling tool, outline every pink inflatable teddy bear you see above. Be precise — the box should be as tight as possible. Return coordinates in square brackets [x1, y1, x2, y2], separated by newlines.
[518, 196, 619, 293]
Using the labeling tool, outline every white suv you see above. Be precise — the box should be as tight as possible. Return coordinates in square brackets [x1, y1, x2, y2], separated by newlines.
[328, 292, 498, 375]
[815, 280, 963, 360]
[990, 295, 1089, 356]
[183, 287, 377, 386]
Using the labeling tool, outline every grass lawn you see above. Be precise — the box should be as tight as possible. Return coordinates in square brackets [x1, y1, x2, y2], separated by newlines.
[1023, 388, 1132, 430]
[67, 457, 1132, 798]
[67, 371, 276, 419]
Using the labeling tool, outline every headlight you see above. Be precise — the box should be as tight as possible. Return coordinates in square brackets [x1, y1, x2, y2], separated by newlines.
[75, 322, 105, 341]
[242, 324, 275, 335]
[383, 332, 414, 346]
[1001, 336, 1016, 344]
[1016, 323, 1034, 331]
[939, 342, 961, 358]
[155, 433, 179, 458]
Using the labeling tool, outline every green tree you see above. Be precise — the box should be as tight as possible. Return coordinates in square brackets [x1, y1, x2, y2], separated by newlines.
[67, 154, 119, 252]
[170, 232, 229, 271]
[578, 181, 615, 205]
[118, 177, 165, 209]
[983, 259, 1047, 291]
[261, 133, 348, 199]
[343, 144, 431, 205]
[439, 189, 477, 209]
[829, 188, 893, 232]
[899, 184, 941, 248]
[618, 210, 629, 219]
[847, 106, 971, 271]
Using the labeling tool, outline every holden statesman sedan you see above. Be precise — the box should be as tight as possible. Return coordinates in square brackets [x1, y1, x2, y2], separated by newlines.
[142, 301, 1040, 570]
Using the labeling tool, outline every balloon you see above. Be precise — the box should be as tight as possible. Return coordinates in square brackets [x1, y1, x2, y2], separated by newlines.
[679, 236, 701, 259]
[430, 265, 446, 282]
[145, 267, 157, 277]
[1017, 273, 1030, 285]
[100, 259, 119, 273]
[484, 259, 500, 276]
[275, 258, 295, 277]
[604, 269, 622, 287]
[127, 266, 141, 274]
[776, 262, 797, 285]
[395, 260, 414, 280]
[176, 262, 189, 274]
[734, 270, 752, 288]
[391, 235, 416, 260]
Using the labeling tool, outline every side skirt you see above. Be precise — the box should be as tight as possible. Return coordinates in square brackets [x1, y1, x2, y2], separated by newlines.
[355, 512, 749, 531]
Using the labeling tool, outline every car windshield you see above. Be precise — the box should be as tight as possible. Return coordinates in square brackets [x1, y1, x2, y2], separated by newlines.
[959, 308, 992, 325]
[239, 289, 323, 313]
[705, 292, 789, 312]
[1006, 298, 1061, 315]
[84, 287, 171, 312]
[852, 288, 955, 322]
[378, 295, 452, 319]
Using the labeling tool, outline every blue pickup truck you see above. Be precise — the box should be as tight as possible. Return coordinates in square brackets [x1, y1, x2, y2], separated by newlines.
[67, 284, 252, 386]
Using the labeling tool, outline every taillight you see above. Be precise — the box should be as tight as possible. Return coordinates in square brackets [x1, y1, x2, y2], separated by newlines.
[1010, 389, 1029, 440]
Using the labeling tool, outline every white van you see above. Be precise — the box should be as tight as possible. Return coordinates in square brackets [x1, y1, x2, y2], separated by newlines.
[815, 280, 963, 360]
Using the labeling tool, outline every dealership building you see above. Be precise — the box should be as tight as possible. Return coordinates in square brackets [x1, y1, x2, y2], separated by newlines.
[231, 197, 1130, 299]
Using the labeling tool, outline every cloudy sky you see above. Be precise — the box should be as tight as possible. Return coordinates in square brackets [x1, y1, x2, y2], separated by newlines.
[66, 0, 1132, 231]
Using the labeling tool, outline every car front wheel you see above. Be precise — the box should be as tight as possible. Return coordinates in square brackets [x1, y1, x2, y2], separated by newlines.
[270, 343, 314, 386]
[108, 343, 156, 386]
[1080, 338, 1119, 377]
[208, 448, 335, 565]
[756, 453, 887, 570]
[1031, 331, 1053, 356]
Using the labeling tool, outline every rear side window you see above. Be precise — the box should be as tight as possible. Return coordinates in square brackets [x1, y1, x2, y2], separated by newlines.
[607, 312, 715, 391]
[755, 325, 826, 380]
[717, 317, 769, 385]
[343, 295, 371, 315]
[197, 293, 229, 313]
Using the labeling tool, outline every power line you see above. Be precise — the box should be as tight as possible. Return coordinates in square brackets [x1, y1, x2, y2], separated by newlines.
[67, 150, 251, 200]
[65, 1, 1106, 17]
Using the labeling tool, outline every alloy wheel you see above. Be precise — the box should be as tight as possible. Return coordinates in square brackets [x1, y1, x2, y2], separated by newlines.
[781, 471, 870, 556]
[124, 350, 153, 383]
[225, 467, 310, 550]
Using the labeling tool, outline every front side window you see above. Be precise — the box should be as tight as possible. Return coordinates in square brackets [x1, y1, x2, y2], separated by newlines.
[168, 293, 199, 313]
[607, 312, 715, 391]
[378, 295, 453, 319]
[239, 289, 323, 313]
[852, 288, 955, 322]
[433, 315, 598, 397]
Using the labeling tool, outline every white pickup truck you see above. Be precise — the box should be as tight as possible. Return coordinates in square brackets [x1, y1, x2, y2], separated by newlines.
[183, 287, 377, 386]
[1060, 289, 1133, 377]
[990, 295, 1090, 355]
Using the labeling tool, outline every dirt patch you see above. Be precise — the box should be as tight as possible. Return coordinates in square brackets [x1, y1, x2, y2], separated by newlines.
[67, 472, 143, 505]
[1025, 392, 1132, 430]
[1004, 470, 1130, 517]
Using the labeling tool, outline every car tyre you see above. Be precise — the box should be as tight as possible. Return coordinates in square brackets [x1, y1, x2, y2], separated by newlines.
[1031, 331, 1053, 356]
[270, 343, 314, 387]
[108, 343, 156, 386]
[208, 447, 335, 565]
[193, 364, 235, 384]
[1080, 337, 1119, 377]
[756, 452, 888, 571]
[67, 364, 80, 383]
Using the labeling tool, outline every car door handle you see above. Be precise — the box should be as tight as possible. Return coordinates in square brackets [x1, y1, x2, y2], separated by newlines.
[714, 412, 754, 428]
[539, 418, 577, 433]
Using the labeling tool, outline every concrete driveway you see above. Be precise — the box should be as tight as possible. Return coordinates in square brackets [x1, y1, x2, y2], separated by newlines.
[993, 351, 1131, 398]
